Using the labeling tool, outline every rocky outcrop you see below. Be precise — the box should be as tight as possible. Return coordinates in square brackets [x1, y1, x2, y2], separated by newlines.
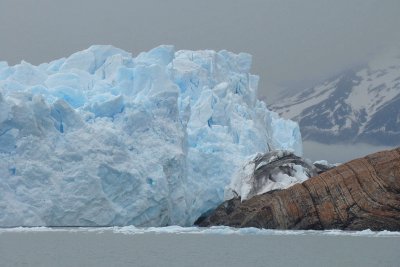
[197, 148, 400, 231]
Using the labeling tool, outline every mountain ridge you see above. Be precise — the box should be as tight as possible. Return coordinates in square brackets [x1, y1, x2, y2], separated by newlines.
[271, 55, 400, 146]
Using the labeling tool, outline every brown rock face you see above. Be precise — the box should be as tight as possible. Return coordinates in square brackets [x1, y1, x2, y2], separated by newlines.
[197, 148, 400, 231]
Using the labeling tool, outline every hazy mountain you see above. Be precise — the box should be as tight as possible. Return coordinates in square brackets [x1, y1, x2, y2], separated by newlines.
[271, 54, 400, 146]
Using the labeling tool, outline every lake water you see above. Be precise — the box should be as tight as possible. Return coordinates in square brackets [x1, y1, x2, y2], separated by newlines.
[0, 227, 399, 267]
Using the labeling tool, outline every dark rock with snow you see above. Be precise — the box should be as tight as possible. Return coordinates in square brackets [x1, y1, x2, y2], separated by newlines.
[313, 160, 337, 174]
[197, 148, 400, 231]
[225, 150, 318, 201]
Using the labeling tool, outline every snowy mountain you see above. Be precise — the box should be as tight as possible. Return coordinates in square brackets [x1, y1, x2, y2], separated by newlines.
[271, 54, 400, 146]
[0, 45, 302, 227]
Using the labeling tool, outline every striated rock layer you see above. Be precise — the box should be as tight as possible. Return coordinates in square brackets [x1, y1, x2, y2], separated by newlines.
[197, 148, 400, 231]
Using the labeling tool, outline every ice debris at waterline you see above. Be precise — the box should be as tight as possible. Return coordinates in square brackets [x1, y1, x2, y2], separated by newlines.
[1, 226, 400, 237]
[0, 45, 302, 227]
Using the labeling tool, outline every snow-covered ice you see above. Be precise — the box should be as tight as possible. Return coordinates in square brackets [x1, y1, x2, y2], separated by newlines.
[0, 45, 302, 227]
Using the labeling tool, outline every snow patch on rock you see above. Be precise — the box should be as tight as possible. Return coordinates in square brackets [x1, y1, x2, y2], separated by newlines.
[225, 150, 316, 201]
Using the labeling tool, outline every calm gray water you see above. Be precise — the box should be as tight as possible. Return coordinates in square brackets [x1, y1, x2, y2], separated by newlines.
[0, 229, 399, 267]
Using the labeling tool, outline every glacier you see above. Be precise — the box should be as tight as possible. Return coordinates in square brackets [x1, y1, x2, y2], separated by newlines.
[0, 45, 302, 227]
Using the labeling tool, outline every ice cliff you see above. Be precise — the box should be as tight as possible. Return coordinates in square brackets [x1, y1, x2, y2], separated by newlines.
[0, 45, 302, 226]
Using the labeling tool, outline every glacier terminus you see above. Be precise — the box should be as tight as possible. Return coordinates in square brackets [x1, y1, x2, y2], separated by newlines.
[0, 45, 302, 227]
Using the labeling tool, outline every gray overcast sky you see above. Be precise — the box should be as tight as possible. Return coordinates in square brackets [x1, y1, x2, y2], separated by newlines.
[0, 0, 399, 101]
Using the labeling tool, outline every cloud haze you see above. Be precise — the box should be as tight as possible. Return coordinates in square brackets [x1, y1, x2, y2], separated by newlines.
[1, 0, 399, 101]
[303, 141, 393, 163]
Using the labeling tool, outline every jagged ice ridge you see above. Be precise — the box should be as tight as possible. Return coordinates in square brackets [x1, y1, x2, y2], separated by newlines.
[0, 45, 302, 226]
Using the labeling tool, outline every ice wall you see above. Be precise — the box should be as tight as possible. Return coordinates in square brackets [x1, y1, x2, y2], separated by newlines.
[0, 45, 302, 226]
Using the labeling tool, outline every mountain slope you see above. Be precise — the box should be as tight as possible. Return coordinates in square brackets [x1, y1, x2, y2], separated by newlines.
[271, 55, 400, 145]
